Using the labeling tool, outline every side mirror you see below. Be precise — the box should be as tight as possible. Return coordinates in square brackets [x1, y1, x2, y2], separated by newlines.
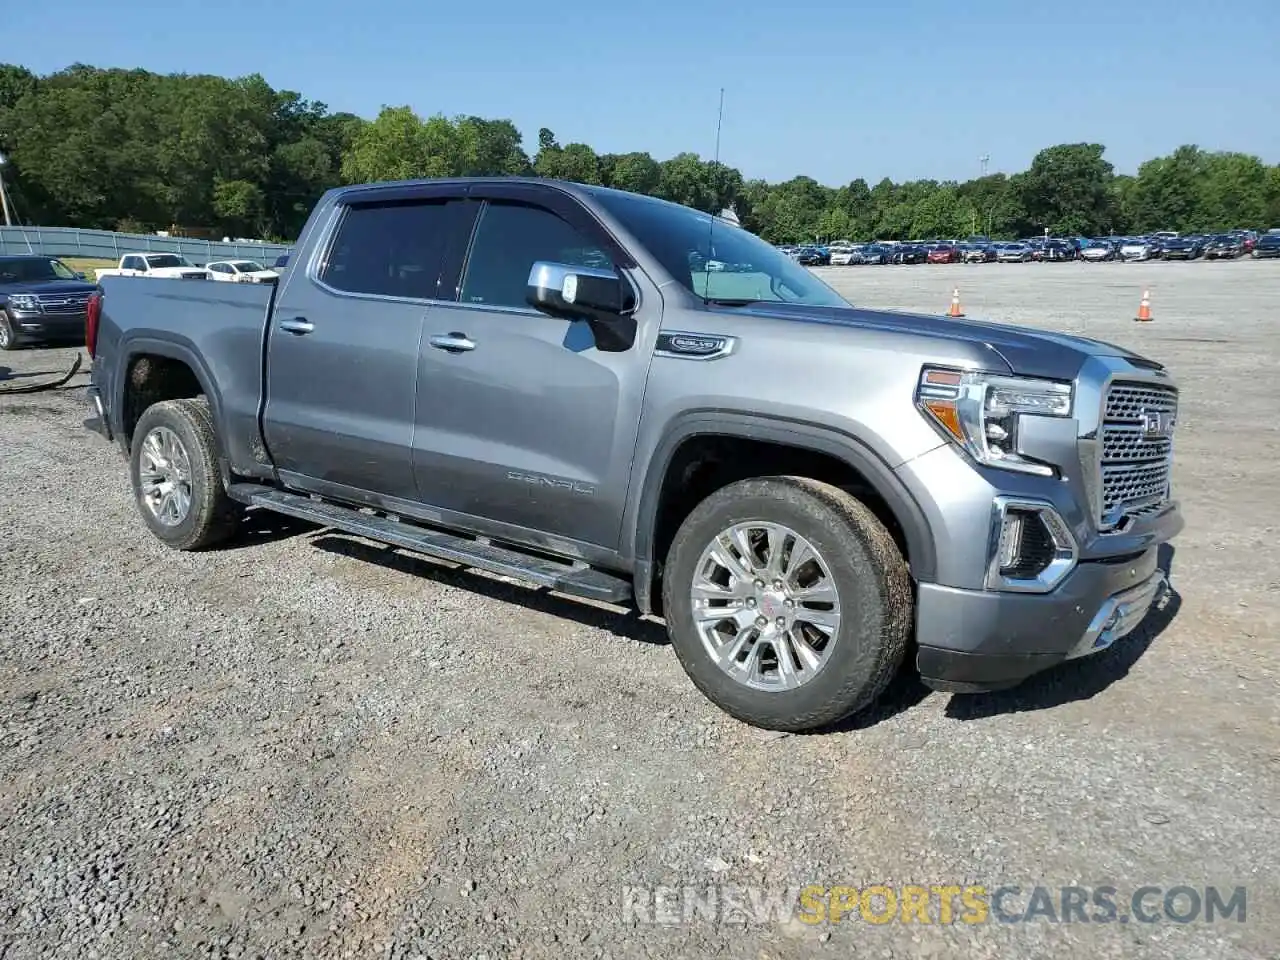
[527, 261, 633, 318]
[75, 271, 88, 280]
[526, 261, 635, 351]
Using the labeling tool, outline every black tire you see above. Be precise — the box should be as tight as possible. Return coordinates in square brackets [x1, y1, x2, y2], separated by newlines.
[129, 397, 242, 550]
[0, 310, 21, 351]
[662, 476, 912, 732]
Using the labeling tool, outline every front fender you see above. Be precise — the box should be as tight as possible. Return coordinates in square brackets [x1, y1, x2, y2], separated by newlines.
[626, 411, 939, 614]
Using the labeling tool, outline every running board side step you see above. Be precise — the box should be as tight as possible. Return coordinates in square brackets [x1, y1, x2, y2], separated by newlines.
[227, 484, 632, 604]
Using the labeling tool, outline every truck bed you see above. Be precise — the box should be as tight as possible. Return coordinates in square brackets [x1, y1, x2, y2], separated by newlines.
[94, 275, 275, 476]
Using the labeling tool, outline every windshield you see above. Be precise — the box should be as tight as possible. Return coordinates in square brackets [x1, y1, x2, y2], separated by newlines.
[144, 254, 192, 268]
[231, 261, 265, 272]
[591, 189, 850, 307]
[0, 257, 78, 283]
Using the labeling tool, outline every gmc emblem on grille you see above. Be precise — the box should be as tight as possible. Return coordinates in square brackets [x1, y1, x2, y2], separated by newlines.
[1142, 410, 1175, 438]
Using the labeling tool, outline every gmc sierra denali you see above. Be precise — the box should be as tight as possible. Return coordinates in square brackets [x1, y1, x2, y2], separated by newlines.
[83, 177, 1183, 731]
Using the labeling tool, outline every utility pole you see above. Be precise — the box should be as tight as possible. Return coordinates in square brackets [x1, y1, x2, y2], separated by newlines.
[0, 151, 14, 227]
[979, 154, 989, 179]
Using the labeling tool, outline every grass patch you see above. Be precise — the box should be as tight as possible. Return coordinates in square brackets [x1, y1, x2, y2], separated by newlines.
[60, 257, 116, 278]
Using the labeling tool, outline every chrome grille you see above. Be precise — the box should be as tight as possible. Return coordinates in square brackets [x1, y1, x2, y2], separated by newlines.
[1099, 381, 1177, 528]
[1102, 424, 1172, 463]
[1104, 384, 1178, 421]
[35, 293, 93, 315]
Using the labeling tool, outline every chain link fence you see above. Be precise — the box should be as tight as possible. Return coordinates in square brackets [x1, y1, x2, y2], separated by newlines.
[0, 226, 291, 264]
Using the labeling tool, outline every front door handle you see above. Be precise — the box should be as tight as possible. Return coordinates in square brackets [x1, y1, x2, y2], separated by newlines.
[429, 332, 476, 353]
[279, 317, 314, 335]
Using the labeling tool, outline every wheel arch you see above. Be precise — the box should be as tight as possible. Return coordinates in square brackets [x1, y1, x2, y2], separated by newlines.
[113, 336, 232, 487]
[630, 413, 937, 616]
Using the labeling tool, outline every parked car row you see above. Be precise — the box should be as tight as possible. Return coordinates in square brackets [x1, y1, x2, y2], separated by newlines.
[784, 228, 1280, 266]
[1, 251, 281, 351]
[93, 252, 281, 283]
[1106, 232, 1270, 262]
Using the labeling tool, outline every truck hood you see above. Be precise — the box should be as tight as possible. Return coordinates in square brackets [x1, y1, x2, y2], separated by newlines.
[0, 279, 99, 296]
[722, 301, 1158, 381]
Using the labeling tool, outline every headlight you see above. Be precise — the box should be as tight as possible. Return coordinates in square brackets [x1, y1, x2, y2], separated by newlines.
[8, 294, 39, 310]
[915, 367, 1072, 476]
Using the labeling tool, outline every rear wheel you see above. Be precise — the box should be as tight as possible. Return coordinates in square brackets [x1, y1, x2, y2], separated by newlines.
[662, 476, 912, 731]
[129, 398, 242, 550]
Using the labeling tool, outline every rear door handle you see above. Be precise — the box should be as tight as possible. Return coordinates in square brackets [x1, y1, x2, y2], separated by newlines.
[279, 317, 313, 335]
[429, 332, 476, 352]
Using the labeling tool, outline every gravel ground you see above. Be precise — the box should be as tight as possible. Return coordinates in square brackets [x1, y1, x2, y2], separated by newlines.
[1, 260, 1277, 960]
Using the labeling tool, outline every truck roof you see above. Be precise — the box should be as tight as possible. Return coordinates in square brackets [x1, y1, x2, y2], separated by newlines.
[320, 176, 677, 212]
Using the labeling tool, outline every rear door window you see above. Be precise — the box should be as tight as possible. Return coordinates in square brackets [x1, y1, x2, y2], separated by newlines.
[319, 199, 461, 300]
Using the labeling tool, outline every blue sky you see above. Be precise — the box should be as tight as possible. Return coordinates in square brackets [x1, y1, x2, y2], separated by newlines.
[10, 0, 1279, 186]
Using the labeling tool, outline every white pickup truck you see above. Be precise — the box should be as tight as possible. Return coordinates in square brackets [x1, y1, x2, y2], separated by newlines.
[94, 253, 210, 282]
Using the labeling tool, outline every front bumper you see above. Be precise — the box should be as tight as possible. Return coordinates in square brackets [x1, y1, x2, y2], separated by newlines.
[6, 308, 87, 340]
[914, 550, 1168, 692]
[895, 405, 1183, 692]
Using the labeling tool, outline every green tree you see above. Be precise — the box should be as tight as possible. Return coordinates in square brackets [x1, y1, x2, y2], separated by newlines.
[3, 61, 1276, 247]
[753, 176, 830, 242]
[1265, 165, 1280, 227]
[1199, 152, 1270, 230]
[459, 117, 530, 176]
[656, 152, 718, 211]
[604, 151, 661, 195]
[1129, 146, 1206, 232]
[1019, 143, 1115, 235]
[0, 63, 36, 112]
[212, 178, 265, 236]
[341, 107, 485, 183]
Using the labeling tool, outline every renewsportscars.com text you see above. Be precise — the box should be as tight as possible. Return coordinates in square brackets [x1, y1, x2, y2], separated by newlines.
[621, 884, 1247, 926]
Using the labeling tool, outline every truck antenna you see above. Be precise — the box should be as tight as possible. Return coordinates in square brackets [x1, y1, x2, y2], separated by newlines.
[702, 87, 725, 298]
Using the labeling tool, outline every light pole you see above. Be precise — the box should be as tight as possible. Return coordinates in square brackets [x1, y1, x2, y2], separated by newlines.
[0, 151, 13, 227]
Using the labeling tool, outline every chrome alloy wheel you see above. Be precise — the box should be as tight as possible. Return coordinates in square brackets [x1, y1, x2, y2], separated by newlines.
[689, 522, 842, 691]
[138, 425, 193, 526]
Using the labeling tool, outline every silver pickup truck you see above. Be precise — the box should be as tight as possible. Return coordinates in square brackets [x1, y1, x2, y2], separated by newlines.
[83, 177, 1183, 731]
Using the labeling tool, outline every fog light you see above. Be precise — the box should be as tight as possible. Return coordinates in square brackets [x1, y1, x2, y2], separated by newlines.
[986, 497, 1078, 593]
[996, 512, 1023, 570]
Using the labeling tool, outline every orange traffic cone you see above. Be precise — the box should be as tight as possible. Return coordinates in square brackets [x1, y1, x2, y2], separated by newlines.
[1134, 289, 1152, 322]
[947, 288, 965, 318]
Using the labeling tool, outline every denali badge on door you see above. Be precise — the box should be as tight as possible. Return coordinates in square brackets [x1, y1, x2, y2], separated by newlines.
[654, 331, 737, 360]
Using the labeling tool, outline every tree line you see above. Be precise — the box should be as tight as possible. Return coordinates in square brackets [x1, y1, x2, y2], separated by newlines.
[2, 63, 1278, 245]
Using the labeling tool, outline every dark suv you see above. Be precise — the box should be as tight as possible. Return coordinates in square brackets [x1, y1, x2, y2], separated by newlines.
[0, 255, 99, 350]
[1251, 234, 1280, 259]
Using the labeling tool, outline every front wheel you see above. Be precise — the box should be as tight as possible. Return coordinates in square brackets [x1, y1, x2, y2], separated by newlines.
[662, 477, 912, 731]
[129, 397, 243, 550]
[0, 311, 21, 351]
